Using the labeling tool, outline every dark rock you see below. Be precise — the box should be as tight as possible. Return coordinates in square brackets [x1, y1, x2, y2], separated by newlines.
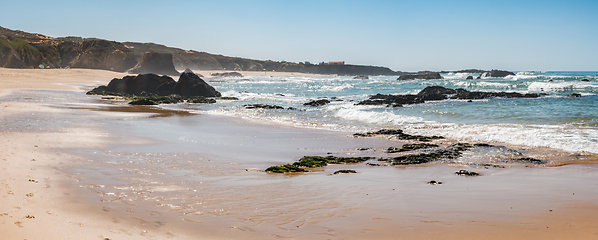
[174, 70, 221, 97]
[265, 165, 306, 173]
[380, 153, 438, 165]
[188, 97, 216, 104]
[478, 70, 515, 78]
[293, 156, 372, 168]
[92, 74, 176, 96]
[129, 99, 158, 105]
[184, 68, 203, 77]
[427, 180, 442, 185]
[581, 79, 590, 82]
[568, 93, 582, 97]
[455, 169, 480, 176]
[353, 75, 369, 80]
[510, 157, 546, 165]
[353, 129, 444, 142]
[304, 99, 330, 106]
[466, 76, 474, 80]
[244, 104, 285, 109]
[386, 143, 439, 153]
[398, 72, 443, 80]
[219, 97, 239, 100]
[333, 170, 357, 174]
[128, 52, 180, 76]
[211, 72, 243, 77]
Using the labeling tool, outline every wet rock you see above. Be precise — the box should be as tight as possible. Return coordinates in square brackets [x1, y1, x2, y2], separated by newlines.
[353, 75, 369, 80]
[398, 72, 443, 80]
[293, 156, 372, 168]
[386, 143, 439, 153]
[478, 70, 515, 78]
[510, 157, 546, 165]
[568, 93, 582, 97]
[333, 170, 357, 174]
[427, 180, 442, 185]
[455, 169, 480, 176]
[466, 76, 474, 80]
[357, 148, 372, 151]
[129, 98, 158, 105]
[174, 70, 221, 97]
[244, 104, 285, 109]
[188, 97, 216, 104]
[211, 72, 243, 77]
[581, 79, 590, 82]
[379, 153, 438, 165]
[304, 99, 330, 106]
[353, 129, 443, 142]
[219, 97, 239, 100]
[128, 96, 184, 105]
[265, 165, 306, 173]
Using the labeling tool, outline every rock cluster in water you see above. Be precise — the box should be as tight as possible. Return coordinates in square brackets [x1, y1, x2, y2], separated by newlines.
[357, 86, 546, 107]
[477, 70, 515, 79]
[397, 72, 443, 80]
[87, 70, 221, 98]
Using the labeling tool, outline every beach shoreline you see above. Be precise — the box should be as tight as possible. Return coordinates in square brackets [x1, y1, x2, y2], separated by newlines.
[1, 68, 598, 239]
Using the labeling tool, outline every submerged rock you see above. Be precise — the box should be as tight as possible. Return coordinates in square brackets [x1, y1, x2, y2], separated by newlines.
[477, 70, 515, 78]
[380, 153, 438, 165]
[333, 170, 357, 174]
[353, 75, 369, 80]
[427, 180, 442, 185]
[466, 76, 474, 80]
[211, 72, 243, 77]
[304, 99, 330, 106]
[398, 72, 443, 80]
[357, 86, 545, 107]
[354, 129, 444, 142]
[244, 104, 285, 109]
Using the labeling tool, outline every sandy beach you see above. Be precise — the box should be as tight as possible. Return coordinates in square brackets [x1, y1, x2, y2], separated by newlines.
[1, 68, 598, 240]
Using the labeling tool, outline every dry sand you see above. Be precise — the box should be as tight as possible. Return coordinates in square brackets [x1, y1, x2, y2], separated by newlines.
[1, 68, 598, 240]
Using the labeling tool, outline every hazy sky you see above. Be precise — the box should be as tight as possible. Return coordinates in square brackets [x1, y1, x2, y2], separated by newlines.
[2, 0, 597, 71]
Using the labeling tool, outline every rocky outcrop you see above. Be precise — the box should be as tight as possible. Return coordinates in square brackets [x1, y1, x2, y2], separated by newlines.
[128, 52, 179, 76]
[397, 72, 443, 80]
[357, 86, 546, 107]
[304, 99, 330, 106]
[87, 71, 220, 97]
[211, 72, 243, 77]
[466, 76, 474, 80]
[353, 75, 369, 79]
[174, 69, 221, 97]
[477, 70, 515, 78]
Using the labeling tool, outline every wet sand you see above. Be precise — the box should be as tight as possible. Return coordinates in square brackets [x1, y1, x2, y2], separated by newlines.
[1, 68, 598, 239]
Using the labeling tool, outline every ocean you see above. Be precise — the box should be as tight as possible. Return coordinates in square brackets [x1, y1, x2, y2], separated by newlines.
[162, 71, 598, 154]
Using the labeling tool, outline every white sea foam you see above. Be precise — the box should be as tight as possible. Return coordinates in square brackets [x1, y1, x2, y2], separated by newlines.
[528, 81, 598, 92]
[410, 123, 598, 153]
[442, 72, 473, 80]
[320, 84, 353, 92]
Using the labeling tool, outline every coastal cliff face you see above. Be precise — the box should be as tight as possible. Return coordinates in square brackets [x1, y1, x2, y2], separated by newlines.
[0, 26, 136, 71]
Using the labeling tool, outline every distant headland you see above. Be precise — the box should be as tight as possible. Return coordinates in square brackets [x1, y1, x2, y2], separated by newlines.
[1, 26, 490, 76]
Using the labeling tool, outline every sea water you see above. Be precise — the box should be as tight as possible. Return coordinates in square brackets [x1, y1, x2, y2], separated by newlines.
[162, 71, 598, 153]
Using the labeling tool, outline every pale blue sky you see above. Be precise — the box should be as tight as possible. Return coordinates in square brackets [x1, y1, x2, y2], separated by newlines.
[2, 0, 596, 71]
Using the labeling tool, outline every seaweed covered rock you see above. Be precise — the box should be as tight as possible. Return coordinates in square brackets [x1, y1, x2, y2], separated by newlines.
[386, 143, 439, 153]
[128, 52, 180, 76]
[380, 153, 439, 165]
[354, 129, 444, 142]
[174, 70, 221, 97]
[293, 156, 372, 168]
[244, 104, 285, 109]
[398, 72, 443, 80]
[128, 96, 184, 105]
[265, 165, 306, 173]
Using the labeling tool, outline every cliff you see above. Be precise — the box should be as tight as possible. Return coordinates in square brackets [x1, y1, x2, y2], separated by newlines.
[1, 26, 404, 75]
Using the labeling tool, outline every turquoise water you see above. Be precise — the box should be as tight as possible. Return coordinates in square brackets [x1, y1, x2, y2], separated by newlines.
[165, 71, 598, 153]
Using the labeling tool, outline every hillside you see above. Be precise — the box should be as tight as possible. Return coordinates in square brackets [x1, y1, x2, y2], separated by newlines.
[0, 26, 403, 75]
